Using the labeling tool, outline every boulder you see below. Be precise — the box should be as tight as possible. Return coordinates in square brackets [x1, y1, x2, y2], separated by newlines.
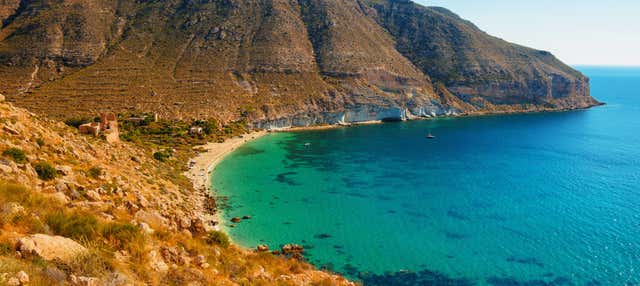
[85, 190, 101, 202]
[280, 244, 304, 255]
[18, 234, 87, 263]
[55, 165, 73, 176]
[177, 214, 191, 230]
[55, 181, 69, 193]
[147, 250, 169, 272]
[134, 210, 167, 230]
[7, 277, 19, 286]
[15, 271, 28, 284]
[0, 94, 5, 102]
[194, 254, 207, 267]
[231, 217, 241, 223]
[257, 244, 269, 252]
[160, 246, 190, 266]
[135, 192, 149, 208]
[2, 126, 19, 135]
[0, 163, 13, 174]
[190, 217, 213, 234]
[138, 222, 154, 234]
[70, 275, 100, 286]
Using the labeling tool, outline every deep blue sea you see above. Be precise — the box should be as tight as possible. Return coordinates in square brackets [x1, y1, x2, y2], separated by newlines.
[212, 67, 640, 285]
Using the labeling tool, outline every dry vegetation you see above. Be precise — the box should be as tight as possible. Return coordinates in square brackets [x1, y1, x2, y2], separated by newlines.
[0, 0, 598, 125]
[0, 100, 354, 285]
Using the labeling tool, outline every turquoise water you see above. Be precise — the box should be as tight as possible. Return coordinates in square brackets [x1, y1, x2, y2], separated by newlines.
[212, 67, 640, 285]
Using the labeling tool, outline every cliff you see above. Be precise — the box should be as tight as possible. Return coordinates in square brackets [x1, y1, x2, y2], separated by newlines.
[0, 0, 599, 127]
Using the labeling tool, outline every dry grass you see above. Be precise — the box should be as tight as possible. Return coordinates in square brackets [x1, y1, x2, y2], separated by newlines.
[0, 102, 354, 285]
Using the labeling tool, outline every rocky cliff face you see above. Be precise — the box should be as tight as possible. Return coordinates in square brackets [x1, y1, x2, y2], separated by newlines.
[368, 1, 596, 110]
[0, 0, 599, 126]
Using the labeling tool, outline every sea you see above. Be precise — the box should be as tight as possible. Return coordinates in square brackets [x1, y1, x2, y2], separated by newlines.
[211, 67, 640, 285]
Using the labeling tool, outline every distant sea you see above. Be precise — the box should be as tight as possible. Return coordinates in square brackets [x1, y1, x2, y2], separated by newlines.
[212, 67, 640, 285]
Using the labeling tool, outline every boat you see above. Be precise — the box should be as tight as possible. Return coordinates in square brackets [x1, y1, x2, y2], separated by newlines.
[426, 133, 435, 139]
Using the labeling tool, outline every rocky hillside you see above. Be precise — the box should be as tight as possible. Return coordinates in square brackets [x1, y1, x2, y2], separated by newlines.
[0, 0, 599, 127]
[0, 98, 353, 285]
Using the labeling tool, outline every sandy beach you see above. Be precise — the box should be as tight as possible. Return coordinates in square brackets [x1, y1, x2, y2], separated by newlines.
[184, 131, 268, 228]
[184, 122, 381, 194]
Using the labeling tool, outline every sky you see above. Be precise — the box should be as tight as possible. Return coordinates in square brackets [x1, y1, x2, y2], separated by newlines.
[415, 0, 640, 66]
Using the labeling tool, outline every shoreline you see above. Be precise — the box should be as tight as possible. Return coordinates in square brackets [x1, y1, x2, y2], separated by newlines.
[184, 103, 605, 232]
[268, 103, 605, 133]
[184, 131, 268, 231]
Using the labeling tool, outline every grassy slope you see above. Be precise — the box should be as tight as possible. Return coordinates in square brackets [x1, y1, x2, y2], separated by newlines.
[0, 101, 354, 285]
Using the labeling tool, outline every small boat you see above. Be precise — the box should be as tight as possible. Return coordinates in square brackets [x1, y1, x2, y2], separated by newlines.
[304, 143, 312, 147]
[426, 133, 435, 139]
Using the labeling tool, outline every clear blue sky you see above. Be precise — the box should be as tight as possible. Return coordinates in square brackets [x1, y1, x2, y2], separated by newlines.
[415, 0, 640, 66]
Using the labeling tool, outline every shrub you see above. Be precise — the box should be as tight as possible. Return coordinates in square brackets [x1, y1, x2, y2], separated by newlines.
[36, 138, 46, 147]
[64, 118, 91, 128]
[88, 166, 103, 179]
[33, 162, 57, 180]
[0, 242, 12, 255]
[3, 148, 27, 164]
[100, 222, 141, 248]
[0, 183, 54, 209]
[153, 150, 171, 162]
[206, 230, 230, 248]
[55, 247, 114, 277]
[46, 212, 98, 240]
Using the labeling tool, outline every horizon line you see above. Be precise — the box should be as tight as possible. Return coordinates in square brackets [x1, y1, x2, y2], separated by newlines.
[571, 64, 640, 68]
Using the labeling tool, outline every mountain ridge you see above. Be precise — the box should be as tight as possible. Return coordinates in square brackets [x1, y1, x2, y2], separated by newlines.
[0, 0, 600, 126]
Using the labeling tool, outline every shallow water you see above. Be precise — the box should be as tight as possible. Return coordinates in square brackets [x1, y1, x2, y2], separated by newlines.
[212, 67, 640, 285]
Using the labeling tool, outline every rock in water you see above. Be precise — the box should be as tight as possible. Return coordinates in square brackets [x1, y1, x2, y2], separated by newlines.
[18, 234, 87, 263]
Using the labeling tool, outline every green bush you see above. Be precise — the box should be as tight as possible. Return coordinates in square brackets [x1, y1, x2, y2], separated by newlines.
[64, 118, 91, 128]
[36, 138, 46, 147]
[46, 212, 98, 240]
[33, 162, 57, 181]
[100, 222, 141, 247]
[153, 150, 171, 162]
[88, 166, 103, 179]
[206, 230, 230, 248]
[3, 147, 27, 164]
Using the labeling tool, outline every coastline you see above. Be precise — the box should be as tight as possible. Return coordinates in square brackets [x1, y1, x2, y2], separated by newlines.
[179, 103, 605, 282]
[184, 131, 268, 231]
[184, 103, 606, 232]
[185, 103, 606, 228]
